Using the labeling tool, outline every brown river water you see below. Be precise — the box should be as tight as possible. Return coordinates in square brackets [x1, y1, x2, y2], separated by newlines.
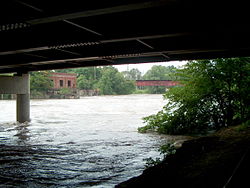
[0, 94, 175, 187]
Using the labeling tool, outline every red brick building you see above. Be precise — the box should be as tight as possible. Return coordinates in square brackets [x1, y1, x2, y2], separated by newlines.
[49, 73, 77, 89]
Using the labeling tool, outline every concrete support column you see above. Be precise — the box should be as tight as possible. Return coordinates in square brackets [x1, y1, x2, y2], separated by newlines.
[16, 93, 30, 123]
[16, 73, 30, 123]
[0, 73, 30, 123]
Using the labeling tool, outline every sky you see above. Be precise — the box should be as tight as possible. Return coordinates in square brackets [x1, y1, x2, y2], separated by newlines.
[114, 60, 187, 75]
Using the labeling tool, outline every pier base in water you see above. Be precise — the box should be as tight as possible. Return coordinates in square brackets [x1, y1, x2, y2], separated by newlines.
[17, 93, 30, 123]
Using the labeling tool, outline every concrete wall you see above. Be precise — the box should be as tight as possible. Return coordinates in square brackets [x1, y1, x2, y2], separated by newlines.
[0, 74, 30, 122]
[0, 74, 30, 94]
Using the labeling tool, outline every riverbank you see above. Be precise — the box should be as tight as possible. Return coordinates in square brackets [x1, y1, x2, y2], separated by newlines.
[116, 125, 250, 188]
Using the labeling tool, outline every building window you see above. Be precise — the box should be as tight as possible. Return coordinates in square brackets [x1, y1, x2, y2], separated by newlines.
[60, 80, 63, 87]
[68, 80, 71, 87]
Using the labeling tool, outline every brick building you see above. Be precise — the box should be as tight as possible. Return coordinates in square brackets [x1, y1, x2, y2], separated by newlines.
[49, 72, 77, 89]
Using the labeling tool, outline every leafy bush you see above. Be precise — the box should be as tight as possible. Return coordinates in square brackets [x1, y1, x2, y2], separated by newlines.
[133, 90, 148, 94]
[236, 120, 250, 132]
[59, 88, 71, 95]
[144, 142, 176, 168]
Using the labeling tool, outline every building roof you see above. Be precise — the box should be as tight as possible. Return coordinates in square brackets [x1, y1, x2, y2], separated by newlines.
[0, 0, 249, 73]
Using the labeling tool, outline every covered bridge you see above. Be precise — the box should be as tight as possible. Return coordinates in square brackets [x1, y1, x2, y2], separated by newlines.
[136, 80, 179, 88]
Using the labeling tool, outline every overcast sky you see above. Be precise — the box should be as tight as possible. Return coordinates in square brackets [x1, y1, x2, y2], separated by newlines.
[114, 60, 187, 74]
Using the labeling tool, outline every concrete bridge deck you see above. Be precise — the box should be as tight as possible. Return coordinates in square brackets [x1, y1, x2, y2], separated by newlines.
[1, 0, 250, 123]
[0, 0, 250, 74]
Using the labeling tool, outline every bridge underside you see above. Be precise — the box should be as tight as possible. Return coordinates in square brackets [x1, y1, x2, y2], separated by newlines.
[0, 0, 250, 73]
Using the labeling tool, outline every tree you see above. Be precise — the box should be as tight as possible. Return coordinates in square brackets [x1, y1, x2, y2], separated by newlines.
[143, 65, 177, 93]
[97, 66, 135, 95]
[55, 66, 135, 94]
[53, 69, 74, 73]
[143, 65, 176, 80]
[73, 67, 102, 81]
[139, 58, 250, 135]
[30, 71, 52, 92]
[122, 68, 142, 80]
[29, 71, 53, 98]
[77, 75, 93, 90]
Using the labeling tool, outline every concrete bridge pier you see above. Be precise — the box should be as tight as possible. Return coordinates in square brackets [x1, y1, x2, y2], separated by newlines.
[16, 93, 30, 123]
[0, 73, 30, 123]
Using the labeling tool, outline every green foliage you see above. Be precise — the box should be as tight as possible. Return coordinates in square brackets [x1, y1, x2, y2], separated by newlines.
[235, 120, 250, 132]
[142, 65, 177, 94]
[144, 142, 176, 168]
[30, 90, 46, 99]
[0, 73, 14, 76]
[55, 66, 136, 95]
[74, 67, 102, 81]
[56, 67, 101, 90]
[0, 94, 12, 99]
[145, 86, 166, 94]
[58, 88, 71, 95]
[140, 58, 250, 135]
[30, 71, 52, 92]
[143, 157, 162, 168]
[122, 68, 142, 80]
[77, 75, 93, 90]
[133, 89, 148, 94]
[159, 142, 177, 156]
[143, 65, 176, 80]
[96, 66, 135, 95]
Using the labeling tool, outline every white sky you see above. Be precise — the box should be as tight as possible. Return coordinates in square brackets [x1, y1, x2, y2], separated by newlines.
[114, 60, 187, 75]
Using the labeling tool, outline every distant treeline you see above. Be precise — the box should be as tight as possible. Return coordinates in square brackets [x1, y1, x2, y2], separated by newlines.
[30, 65, 179, 96]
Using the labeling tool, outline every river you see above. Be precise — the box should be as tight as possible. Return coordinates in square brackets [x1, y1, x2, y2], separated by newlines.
[0, 94, 172, 187]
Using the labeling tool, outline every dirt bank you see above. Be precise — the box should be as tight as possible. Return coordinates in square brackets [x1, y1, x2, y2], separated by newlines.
[116, 126, 250, 188]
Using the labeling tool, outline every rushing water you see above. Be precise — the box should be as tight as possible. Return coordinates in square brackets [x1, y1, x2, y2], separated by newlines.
[0, 94, 171, 187]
